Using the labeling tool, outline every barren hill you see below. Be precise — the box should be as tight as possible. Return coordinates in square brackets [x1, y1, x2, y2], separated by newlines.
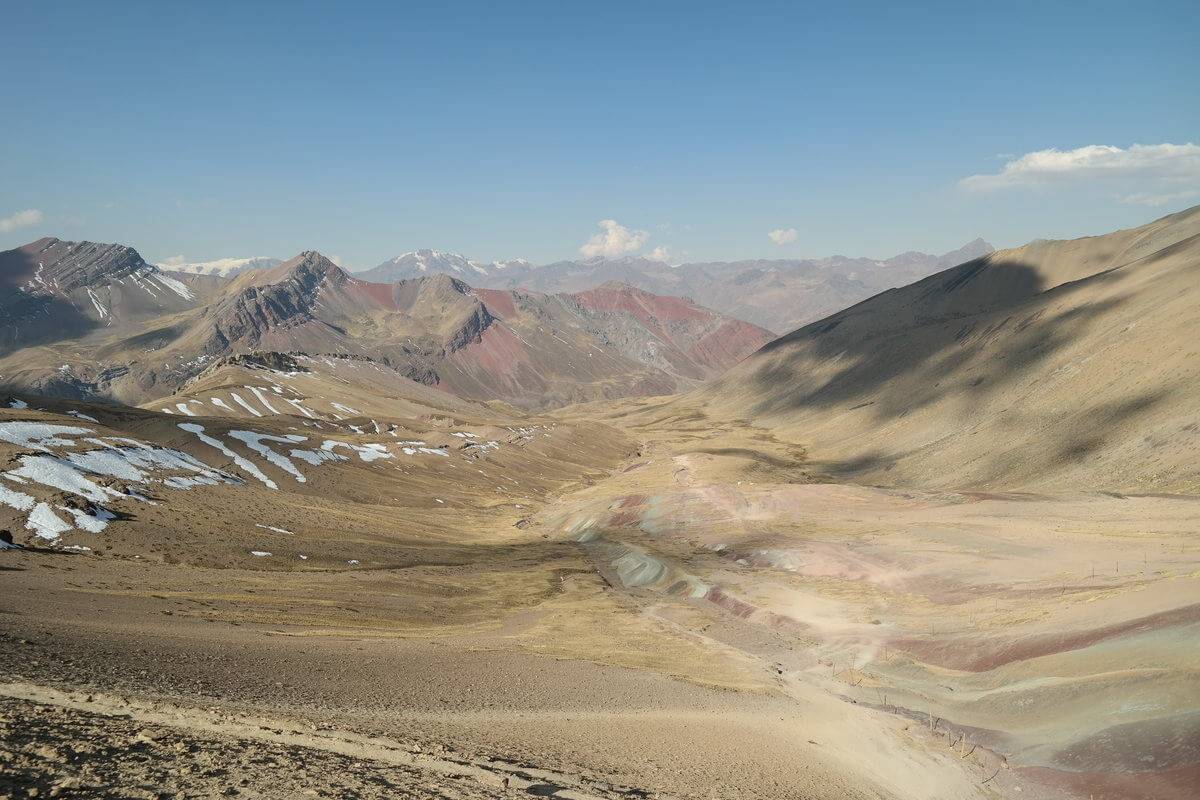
[691, 205, 1200, 491]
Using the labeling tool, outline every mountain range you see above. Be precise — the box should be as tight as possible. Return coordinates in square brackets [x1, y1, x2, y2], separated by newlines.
[0, 239, 773, 412]
[175, 240, 995, 335]
[359, 239, 996, 333]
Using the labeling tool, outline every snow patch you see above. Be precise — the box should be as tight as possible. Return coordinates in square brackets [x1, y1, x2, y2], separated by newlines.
[86, 287, 108, 318]
[60, 504, 116, 533]
[0, 483, 35, 512]
[0, 421, 93, 451]
[26, 503, 72, 540]
[151, 271, 195, 300]
[179, 423, 278, 490]
[249, 386, 279, 414]
[318, 440, 393, 463]
[226, 430, 309, 483]
[229, 392, 264, 417]
[289, 447, 347, 465]
[281, 397, 315, 418]
[8, 455, 121, 503]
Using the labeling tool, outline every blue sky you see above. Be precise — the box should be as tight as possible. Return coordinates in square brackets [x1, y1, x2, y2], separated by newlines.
[1, 0, 1197, 268]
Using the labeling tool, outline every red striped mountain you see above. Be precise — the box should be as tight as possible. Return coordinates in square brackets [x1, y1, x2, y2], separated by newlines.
[0, 243, 773, 411]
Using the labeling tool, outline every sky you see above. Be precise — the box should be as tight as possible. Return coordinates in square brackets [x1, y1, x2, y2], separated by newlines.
[1, 0, 1197, 269]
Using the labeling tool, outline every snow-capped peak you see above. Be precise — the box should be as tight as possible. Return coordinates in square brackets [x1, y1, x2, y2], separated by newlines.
[158, 256, 283, 277]
[493, 258, 534, 270]
[362, 250, 535, 282]
[385, 250, 475, 273]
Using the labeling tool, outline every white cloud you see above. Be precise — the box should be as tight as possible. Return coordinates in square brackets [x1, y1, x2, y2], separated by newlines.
[579, 219, 649, 258]
[1116, 189, 1200, 207]
[0, 209, 44, 233]
[768, 227, 798, 245]
[328, 255, 346, 268]
[961, 143, 1200, 191]
[161, 254, 186, 267]
[646, 246, 672, 262]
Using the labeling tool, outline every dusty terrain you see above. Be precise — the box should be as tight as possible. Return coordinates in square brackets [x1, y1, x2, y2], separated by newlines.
[0, 397, 1000, 800]
[1, 209, 1197, 799]
[2, 391, 1195, 798]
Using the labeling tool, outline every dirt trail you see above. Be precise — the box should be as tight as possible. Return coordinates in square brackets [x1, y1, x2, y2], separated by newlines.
[0, 682, 659, 800]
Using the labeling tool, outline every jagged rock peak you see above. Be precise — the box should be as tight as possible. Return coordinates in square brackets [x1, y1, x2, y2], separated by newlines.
[15, 237, 155, 293]
[392, 271, 475, 296]
[268, 250, 348, 287]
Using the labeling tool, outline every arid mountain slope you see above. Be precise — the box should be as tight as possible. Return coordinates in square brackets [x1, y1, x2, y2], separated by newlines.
[0, 238, 203, 356]
[0, 243, 773, 412]
[142, 352, 503, 424]
[691, 205, 1200, 491]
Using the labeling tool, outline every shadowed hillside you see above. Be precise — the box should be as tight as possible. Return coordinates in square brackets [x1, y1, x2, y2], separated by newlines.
[690, 205, 1200, 491]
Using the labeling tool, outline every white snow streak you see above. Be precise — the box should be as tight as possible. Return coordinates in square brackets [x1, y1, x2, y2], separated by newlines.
[178, 422, 278, 490]
[226, 430, 308, 483]
[249, 387, 279, 414]
[229, 392, 264, 416]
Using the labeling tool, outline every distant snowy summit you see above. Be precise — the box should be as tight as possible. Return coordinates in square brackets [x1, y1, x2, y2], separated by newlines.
[158, 256, 284, 278]
[356, 249, 534, 283]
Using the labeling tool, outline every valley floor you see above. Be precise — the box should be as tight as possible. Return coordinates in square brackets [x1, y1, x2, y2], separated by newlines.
[0, 549, 983, 800]
[1, 402, 1197, 799]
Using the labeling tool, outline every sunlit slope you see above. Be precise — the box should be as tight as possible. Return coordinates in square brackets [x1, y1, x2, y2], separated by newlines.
[0, 393, 632, 564]
[693, 205, 1200, 490]
[140, 352, 502, 423]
